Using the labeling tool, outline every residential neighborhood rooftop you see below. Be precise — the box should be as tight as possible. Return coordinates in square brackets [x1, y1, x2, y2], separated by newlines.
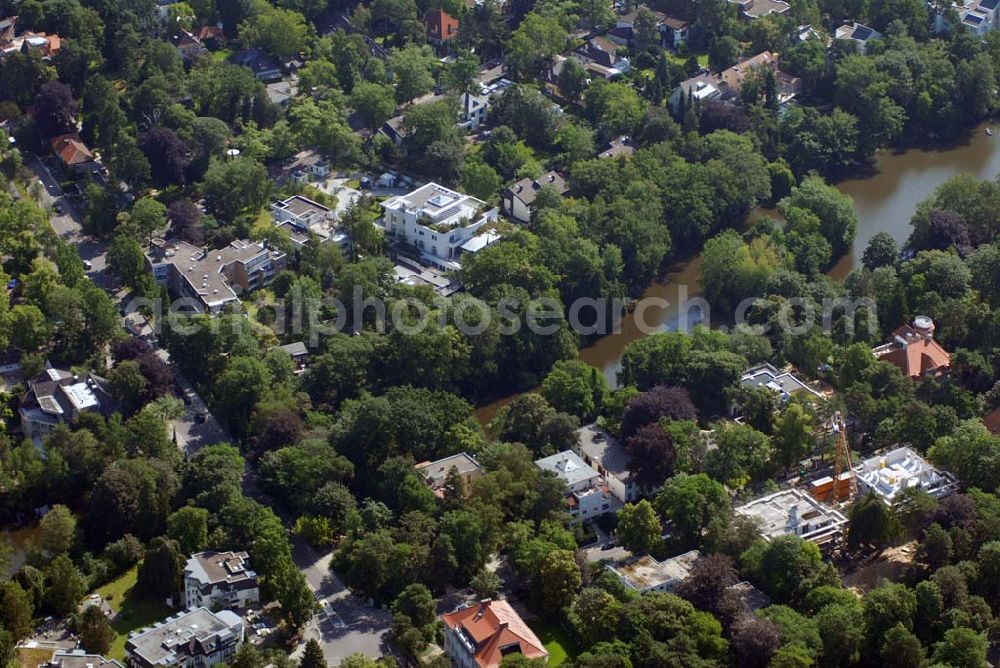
[735, 488, 847, 544]
[608, 551, 703, 593]
[854, 447, 958, 503]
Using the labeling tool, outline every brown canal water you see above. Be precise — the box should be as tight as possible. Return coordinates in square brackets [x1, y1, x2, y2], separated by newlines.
[2, 524, 42, 577]
[475, 123, 1000, 424]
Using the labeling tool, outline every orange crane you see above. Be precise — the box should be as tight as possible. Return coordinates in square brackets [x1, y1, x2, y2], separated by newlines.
[830, 411, 858, 502]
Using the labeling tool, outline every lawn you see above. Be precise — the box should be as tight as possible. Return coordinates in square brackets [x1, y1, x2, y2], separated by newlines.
[668, 52, 709, 68]
[94, 567, 172, 660]
[531, 619, 579, 666]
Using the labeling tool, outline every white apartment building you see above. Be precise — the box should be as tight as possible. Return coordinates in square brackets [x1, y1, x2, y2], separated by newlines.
[182, 551, 259, 610]
[535, 450, 618, 522]
[380, 182, 499, 270]
[125, 608, 243, 668]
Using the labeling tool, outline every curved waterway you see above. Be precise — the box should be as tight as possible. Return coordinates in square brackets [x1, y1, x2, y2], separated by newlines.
[475, 122, 1000, 425]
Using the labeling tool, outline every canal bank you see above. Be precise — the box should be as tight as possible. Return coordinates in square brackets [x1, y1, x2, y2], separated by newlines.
[475, 123, 1000, 425]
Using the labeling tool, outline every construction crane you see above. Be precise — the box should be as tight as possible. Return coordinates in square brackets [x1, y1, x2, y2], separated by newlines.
[830, 411, 858, 502]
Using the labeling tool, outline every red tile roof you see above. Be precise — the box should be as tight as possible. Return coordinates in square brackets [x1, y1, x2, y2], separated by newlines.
[877, 325, 951, 378]
[51, 134, 95, 166]
[441, 600, 548, 668]
[424, 9, 459, 41]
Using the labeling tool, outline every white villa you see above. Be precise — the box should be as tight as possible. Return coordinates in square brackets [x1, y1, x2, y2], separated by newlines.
[536, 450, 618, 523]
[854, 447, 958, 504]
[380, 182, 500, 271]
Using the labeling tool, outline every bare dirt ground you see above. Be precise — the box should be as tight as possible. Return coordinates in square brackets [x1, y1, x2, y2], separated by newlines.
[841, 541, 916, 594]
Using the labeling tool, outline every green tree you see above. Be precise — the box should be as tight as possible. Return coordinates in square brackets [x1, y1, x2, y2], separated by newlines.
[880, 623, 925, 668]
[779, 175, 857, 258]
[392, 584, 437, 628]
[742, 536, 834, 605]
[240, 5, 310, 61]
[616, 500, 662, 554]
[540, 359, 608, 419]
[109, 360, 149, 417]
[44, 554, 85, 616]
[0, 582, 34, 640]
[107, 235, 148, 291]
[389, 45, 436, 103]
[931, 628, 987, 668]
[655, 474, 729, 545]
[462, 161, 503, 202]
[137, 536, 184, 599]
[202, 157, 270, 221]
[538, 549, 581, 613]
[127, 197, 167, 241]
[8, 304, 52, 353]
[77, 604, 113, 654]
[863, 583, 917, 654]
[166, 506, 209, 554]
[351, 82, 396, 131]
[847, 493, 901, 552]
[39, 504, 77, 556]
[300, 639, 327, 668]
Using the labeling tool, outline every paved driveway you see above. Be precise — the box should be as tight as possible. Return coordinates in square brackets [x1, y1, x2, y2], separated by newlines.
[291, 538, 393, 664]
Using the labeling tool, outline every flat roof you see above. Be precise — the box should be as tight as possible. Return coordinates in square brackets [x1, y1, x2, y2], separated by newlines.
[854, 447, 958, 502]
[126, 608, 242, 666]
[741, 363, 822, 400]
[274, 195, 331, 217]
[608, 551, 702, 592]
[575, 424, 631, 482]
[735, 488, 847, 543]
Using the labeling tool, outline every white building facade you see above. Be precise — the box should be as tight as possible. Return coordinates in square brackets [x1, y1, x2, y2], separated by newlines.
[380, 183, 499, 270]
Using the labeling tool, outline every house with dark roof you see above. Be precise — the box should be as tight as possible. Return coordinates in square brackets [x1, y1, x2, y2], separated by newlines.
[872, 316, 951, 378]
[19, 366, 113, 444]
[608, 7, 688, 48]
[441, 599, 548, 668]
[424, 9, 459, 53]
[502, 171, 568, 223]
[834, 22, 882, 52]
[125, 608, 243, 668]
[170, 29, 206, 61]
[727, 0, 791, 19]
[182, 551, 259, 610]
[230, 48, 282, 82]
[145, 238, 287, 314]
[599, 135, 637, 159]
[573, 36, 630, 79]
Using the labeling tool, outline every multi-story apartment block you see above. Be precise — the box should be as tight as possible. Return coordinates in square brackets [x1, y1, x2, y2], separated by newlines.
[380, 183, 499, 270]
[146, 239, 286, 314]
[182, 551, 259, 610]
[125, 608, 243, 668]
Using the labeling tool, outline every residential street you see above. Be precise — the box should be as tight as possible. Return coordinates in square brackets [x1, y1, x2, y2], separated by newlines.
[290, 538, 393, 665]
[27, 154, 109, 288]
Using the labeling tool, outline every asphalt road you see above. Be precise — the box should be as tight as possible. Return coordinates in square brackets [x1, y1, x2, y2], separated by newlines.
[291, 538, 393, 665]
[27, 155, 109, 288]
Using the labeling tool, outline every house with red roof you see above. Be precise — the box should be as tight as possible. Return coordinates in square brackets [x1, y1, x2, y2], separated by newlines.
[441, 599, 548, 668]
[50, 133, 102, 174]
[872, 316, 951, 378]
[424, 9, 459, 53]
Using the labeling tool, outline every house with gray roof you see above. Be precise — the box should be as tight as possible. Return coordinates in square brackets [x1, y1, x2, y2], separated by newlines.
[536, 450, 618, 522]
[502, 171, 568, 223]
[182, 551, 259, 610]
[19, 366, 113, 445]
[125, 608, 243, 668]
[44, 651, 124, 668]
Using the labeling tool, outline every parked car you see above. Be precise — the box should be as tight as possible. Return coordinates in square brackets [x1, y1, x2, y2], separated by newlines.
[82, 260, 93, 270]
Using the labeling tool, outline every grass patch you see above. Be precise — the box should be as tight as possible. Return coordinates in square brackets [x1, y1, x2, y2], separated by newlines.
[531, 620, 579, 666]
[18, 646, 55, 668]
[345, 178, 361, 189]
[668, 52, 709, 68]
[94, 567, 173, 660]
